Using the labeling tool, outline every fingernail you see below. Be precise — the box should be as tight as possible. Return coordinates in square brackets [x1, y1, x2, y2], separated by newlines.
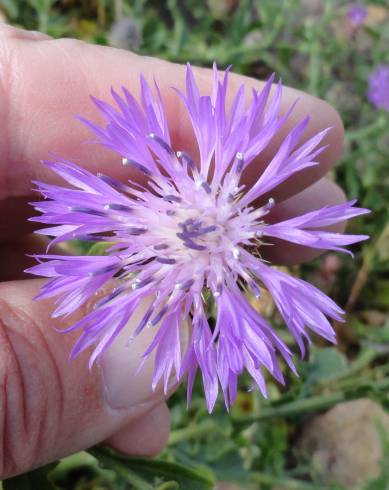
[99, 298, 191, 411]
[99, 299, 162, 410]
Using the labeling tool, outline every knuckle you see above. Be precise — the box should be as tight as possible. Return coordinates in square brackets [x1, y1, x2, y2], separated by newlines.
[0, 298, 62, 479]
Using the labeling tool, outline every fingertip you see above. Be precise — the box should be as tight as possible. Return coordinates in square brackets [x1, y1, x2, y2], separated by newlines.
[105, 402, 171, 456]
[0, 23, 52, 41]
[263, 178, 348, 265]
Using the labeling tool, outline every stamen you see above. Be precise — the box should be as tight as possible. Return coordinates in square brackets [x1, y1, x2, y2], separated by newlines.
[148, 133, 174, 155]
[214, 283, 223, 297]
[70, 206, 106, 217]
[95, 285, 125, 308]
[236, 152, 244, 173]
[232, 247, 241, 259]
[200, 225, 217, 234]
[127, 227, 148, 235]
[176, 150, 195, 169]
[265, 197, 275, 210]
[97, 173, 132, 193]
[122, 158, 153, 176]
[176, 279, 195, 290]
[201, 181, 212, 194]
[132, 276, 154, 289]
[153, 243, 169, 250]
[156, 257, 176, 265]
[249, 280, 261, 299]
[104, 203, 132, 212]
[150, 305, 169, 326]
[163, 194, 182, 203]
[134, 307, 154, 335]
[177, 225, 216, 240]
[182, 240, 207, 251]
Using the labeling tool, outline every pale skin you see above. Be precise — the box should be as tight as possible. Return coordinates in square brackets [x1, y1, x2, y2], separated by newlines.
[0, 23, 346, 479]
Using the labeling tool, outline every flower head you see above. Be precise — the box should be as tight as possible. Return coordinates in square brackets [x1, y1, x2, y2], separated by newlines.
[367, 65, 389, 112]
[28, 64, 369, 411]
[346, 4, 368, 28]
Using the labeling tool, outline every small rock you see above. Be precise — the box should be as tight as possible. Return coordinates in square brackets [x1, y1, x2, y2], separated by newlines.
[108, 17, 142, 51]
[297, 398, 389, 488]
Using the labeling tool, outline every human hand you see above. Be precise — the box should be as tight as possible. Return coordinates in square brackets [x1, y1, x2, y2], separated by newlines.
[0, 23, 345, 479]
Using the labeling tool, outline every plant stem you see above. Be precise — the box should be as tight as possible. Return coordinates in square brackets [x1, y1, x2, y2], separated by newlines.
[89, 447, 153, 490]
[232, 377, 389, 425]
[168, 420, 220, 446]
[251, 471, 335, 489]
[345, 114, 387, 142]
[318, 348, 377, 386]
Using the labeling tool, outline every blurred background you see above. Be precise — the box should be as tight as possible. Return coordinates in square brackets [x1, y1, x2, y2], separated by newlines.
[0, 0, 388, 489]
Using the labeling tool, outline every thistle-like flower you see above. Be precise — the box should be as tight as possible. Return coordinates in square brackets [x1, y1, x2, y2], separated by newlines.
[346, 4, 368, 28]
[367, 65, 389, 112]
[28, 64, 369, 411]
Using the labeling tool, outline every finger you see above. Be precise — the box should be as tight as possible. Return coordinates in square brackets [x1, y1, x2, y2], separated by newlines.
[0, 235, 53, 281]
[261, 178, 347, 265]
[0, 197, 36, 241]
[0, 279, 178, 479]
[0, 234, 74, 281]
[0, 23, 52, 41]
[0, 28, 342, 207]
[105, 402, 170, 456]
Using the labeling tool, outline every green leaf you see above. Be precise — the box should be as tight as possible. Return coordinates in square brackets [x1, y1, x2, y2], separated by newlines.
[87, 242, 115, 256]
[300, 347, 348, 391]
[89, 446, 216, 490]
[296, 347, 349, 398]
[3, 463, 59, 490]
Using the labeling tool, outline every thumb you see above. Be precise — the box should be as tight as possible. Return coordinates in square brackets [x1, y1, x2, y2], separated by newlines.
[0, 279, 173, 479]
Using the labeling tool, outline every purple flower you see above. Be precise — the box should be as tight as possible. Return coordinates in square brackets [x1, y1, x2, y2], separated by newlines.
[347, 4, 368, 28]
[367, 65, 389, 112]
[27, 64, 369, 412]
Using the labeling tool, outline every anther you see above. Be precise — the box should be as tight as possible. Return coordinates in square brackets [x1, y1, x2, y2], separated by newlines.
[176, 279, 195, 290]
[104, 203, 132, 212]
[127, 227, 148, 235]
[154, 243, 169, 250]
[156, 257, 176, 265]
[70, 206, 106, 217]
[176, 150, 195, 169]
[183, 240, 207, 251]
[95, 286, 125, 308]
[132, 276, 153, 289]
[122, 158, 153, 176]
[265, 197, 275, 210]
[232, 247, 241, 259]
[214, 283, 223, 297]
[150, 305, 169, 326]
[163, 195, 182, 203]
[148, 133, 174, 155]
[97, 173, 132, 193]
[236, 152, 244, 173]
[249, 281, 261, 299]
[200, 181, 212, 194]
